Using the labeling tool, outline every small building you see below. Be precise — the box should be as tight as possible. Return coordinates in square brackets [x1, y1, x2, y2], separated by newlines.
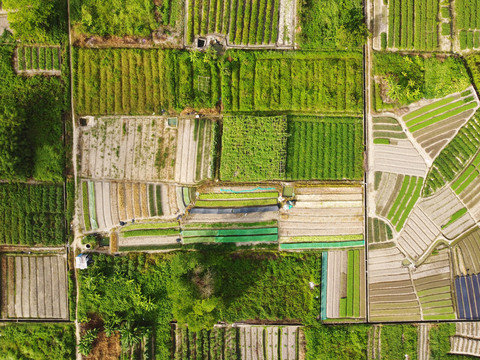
[75, 254, 91, 270]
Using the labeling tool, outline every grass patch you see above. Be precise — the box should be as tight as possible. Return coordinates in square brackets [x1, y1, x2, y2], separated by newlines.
[442, 208, 468, 229]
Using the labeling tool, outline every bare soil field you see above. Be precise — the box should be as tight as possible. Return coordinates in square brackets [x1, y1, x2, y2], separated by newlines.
[0, 254, 68, 320]
[373, 139, 428, 177]
[450, 335, 480, 357]
[375, 172, 404, 218]
[279, 186, 364, 240]
[452, 228, 480, 277]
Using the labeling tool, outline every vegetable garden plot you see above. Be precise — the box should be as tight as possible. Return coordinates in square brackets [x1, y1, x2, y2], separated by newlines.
[451, 153, 480, 222]
[401, 89, 479, 158]
[452, 228, 480, 277]
[15, 46, 61, 74]
[367, 217, 393, 244]
[0, 255, 68, 320]
[80, 180, 174, 233]
[221, 51, 363, 113]
[185, 0, 295, 47]
[323, 249, 366, 320]
[456, 0, 480, 50]
[73, 48, 220, 115]
[0, 183, 64, 246]
[285, 116, 364, 181]
[118, 221, 180, 250]
[387, 0, 439, 50]
[412, 248, 456, 320]
[220, 115, 287, 181]
[279, 186, 364, 248]
[423, 114, 480, 196]
[372, 117, 407, 144]
[368, 246, 421, 322]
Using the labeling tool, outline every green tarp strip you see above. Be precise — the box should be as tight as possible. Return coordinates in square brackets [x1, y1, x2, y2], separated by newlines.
[321, 252, 328, 320]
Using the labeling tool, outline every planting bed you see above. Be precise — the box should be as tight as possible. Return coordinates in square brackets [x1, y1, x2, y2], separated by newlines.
[412, 248, 456, 320]
[456, 0, 480, 50]
[373, 138, 427, 177]
[401, 89, 478, 158]
[15, 46, 61, 74]
[451, 323, 480, 357]
[324, 249, 366, 320]
[387, 0, 439, 50]
[185, 0, 295, 47]
[368, 246, 421, 322]
[452, 228, 480, 277]
[367, 217, 393, 244]
[118, 222, 180, 250]
[279, 186, 364, 248]
[0, 254, 68, 320]
[81, 180, 179, 232]
[285, 116, 364, 181]
[222, 51, 363, 113]
[451, 152, 480, 222]
[372, 117, 407, 143]
[423, 114, 480, 196]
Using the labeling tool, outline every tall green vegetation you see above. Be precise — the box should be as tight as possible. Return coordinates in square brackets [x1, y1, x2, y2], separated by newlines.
[298, 0, 367, 49]
[0, 46, 66, 181]
[0, 323, 76, 359]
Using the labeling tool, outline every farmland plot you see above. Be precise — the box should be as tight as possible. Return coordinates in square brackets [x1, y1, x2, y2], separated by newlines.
[401, 88, 478, 158]
[372, 117, 407, 143]
[452, 227, 480, 276]
[118, 222, 180, 250]
[412, 248, 456, 320]
[80, 180, 179, 232]
[15, 46, 61, 75]
[221, 51, 363, 113]
[0, 255, 68, 320]
[455, 0, 480, 50]
[451, 152, 480, 221]
[368, 246, 421, 321]
[279, 186, 364, 250]
[324, 249, 366, 320]
[387, 0, 439, 50]
[367, 217, 393, 244]
[185, 0, 295, 47]
[451, 323, 480, 357]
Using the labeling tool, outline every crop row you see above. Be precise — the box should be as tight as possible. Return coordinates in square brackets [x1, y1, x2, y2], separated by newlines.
[455, 0, 480, 30]
[367, 217, 393, 244]
[339, 249, 361, 318]
[388, 0, 439, 50]
[460, 30, 480, 49]
[195, 199, 278, 207]
[387, 176, 423, 232]
[16, 46, 61, 72]
[221, 51, 363, 113]
[451, 152, 480, 194]
[73, 48, 220, 115]
[285, 117, 364, 181]
[424, 115, 480, 196]
[186, 0, 280, 45]
[0, 183, 64, 245]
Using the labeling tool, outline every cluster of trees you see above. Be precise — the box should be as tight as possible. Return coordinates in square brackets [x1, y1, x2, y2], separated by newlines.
[298, 0, 367, 49]
[286, 116, 364, 181]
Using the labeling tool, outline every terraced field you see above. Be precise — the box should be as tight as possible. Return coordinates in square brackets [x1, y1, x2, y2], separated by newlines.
[401, 89, 478, 158]
[368, 245, 421, 322]
[412, 249, 456, 320]
[279, 186, 364, 250]
[324, 249, 366, 320]
[0, 254, 68, 320]
[80, 180, 179, 232]
[372, 117, 407, 144]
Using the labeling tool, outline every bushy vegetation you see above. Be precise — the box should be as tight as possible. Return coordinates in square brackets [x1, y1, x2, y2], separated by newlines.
[78, 251, 321, 354]
[220, 115, 288, 181]
[0, 183, 65, 245]
[0, 46, 67, 181]
[430, 324, 472, 360]
[380, 324, 417, 359]
[374, 53, 471, 109]
[304, 324, 369, 360]
[298, 0, 367, 49]
[286, 116, 364, 180]
[2, 0, 67, 43]
[0, 323, 75, 359]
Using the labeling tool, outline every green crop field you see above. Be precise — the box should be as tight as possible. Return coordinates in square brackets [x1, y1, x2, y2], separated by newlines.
[387, 176, 424, 231]
[388, 0, 439, 50]
[186, 0, 281, 45]
[0, 183, 64, 245]
[456, 0, 480, 49]
[221, 51, 363, 113]
[285, 116, 364, 180]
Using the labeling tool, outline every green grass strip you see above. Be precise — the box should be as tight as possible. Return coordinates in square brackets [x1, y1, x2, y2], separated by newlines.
[346, 250, 354, 317]
[423, 313, 456, 320]
[82, 182, 91, 231]
[198, 192, 278, 200]
[183, 227, 278, 237]
[121, 222, 179, 231]
[410, 102, 477, 132]
[87, 181, 98, 230]
[121, 228, 179, 238]
[455, 169, 479, 195]
[396, 177, 423, 232]
[442, 208, 467, 229]
[452, 165, 476, 191]
[461, 89, 472, 97]
[473, 153, 480, 167]
[182, 220, 277, 229]
[282, 234, 364, 243]
[215, 234, 278, 243]
[321, 252, 328, 320]
[417, 285, 451, 297]
[183, 237, 216, 244]
[390, 176, 415, 225]
[373, 138, 390, 144]
[353, 250, 360, 318]
[195, 199, 278, 207]
[406, 98, 467, 126]
[280, 240, 365, 250]
[119, 244, 182, 251]
[419, 300, 453, 308]
[183, 187, 191, 205]
[387, 176, 410, 220]
[404, 96, 457, 121]
[420, 293, 452, 303]
[339, 298, 347, 318]
[423, 307, 456, 315]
